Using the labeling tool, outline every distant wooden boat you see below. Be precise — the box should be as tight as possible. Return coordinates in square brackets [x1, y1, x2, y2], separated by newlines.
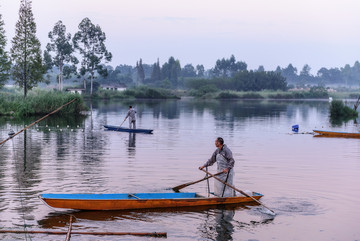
[104, 125, 153, 134]
[39, 192, 263, 211]
[313, 130, 360, 138]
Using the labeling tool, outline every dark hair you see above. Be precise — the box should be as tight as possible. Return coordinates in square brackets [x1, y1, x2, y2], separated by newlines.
[216, 137, 224, 145]
[129, 106, 132, 108]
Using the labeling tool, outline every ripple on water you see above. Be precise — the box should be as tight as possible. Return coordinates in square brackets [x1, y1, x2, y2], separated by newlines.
[271, 197, 324, 216]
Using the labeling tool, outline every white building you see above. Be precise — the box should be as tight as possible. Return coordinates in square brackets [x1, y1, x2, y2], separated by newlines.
[100, 84, 127, 91]
[66, 88, 85, 94]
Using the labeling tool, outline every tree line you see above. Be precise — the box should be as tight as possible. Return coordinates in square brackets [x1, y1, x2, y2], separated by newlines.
[0, 0, 111, 98]
[0, 0, 359, 98]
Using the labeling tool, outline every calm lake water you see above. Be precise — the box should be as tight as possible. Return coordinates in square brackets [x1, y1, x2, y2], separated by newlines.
[0, 98, 359, 241]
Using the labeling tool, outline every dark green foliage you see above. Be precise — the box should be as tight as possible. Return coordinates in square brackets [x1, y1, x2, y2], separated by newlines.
[161, 57, 181, 88]
[136, 59, 145, 84]
[188, 85, 218, 97]
[240, 92, 264, 99]
[211, 55, 247, 77]
[330, 100, 358, 119]
[123, 86, 179, 99]
[0, 14, 11, 88]
[10, 0, 45, 98]
[73, 17, 112, 95]
[216, 91, 264, 99]
[268, 86, 328, 99]
[93, 86, 180, 99]
[150, 59, 161, 82]
[46, 20, 78, 91]
[185, 70, 287, 92]
[0, 90, 87, 116]
[216, 91, 240, 99]
[182, 64, 197, 78]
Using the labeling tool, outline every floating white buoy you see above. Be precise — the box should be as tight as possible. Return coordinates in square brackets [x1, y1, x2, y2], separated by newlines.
[46, 125, 48, 127]
[77, 125, 79, 128]
[60, 129, 62, 131]
[57, 125, 59, 128]
[71, 129, 73, 131]
[67, 125, 70, 128]
[49, 129, 51, 131]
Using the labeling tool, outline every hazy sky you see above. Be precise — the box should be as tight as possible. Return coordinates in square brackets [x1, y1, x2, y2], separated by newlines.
[1, 0, 360, 73]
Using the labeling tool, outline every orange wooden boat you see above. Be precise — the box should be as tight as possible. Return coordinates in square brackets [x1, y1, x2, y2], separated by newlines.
[313, 130, 360, 138]
[39, 192, 263, 211]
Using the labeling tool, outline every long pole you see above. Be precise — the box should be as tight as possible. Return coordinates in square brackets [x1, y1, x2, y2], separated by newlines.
[0, 230, 167, 237]
[0, 98, 77, 146]
[201, 169, 276, 215]
[65, 216, 74, 241]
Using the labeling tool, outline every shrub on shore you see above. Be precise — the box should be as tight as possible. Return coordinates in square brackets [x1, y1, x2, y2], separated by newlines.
[0, 90, 87, 116]
[330, 100, 358, 118]
[93, 86, 180, 99]
[216, 91, 264, 99]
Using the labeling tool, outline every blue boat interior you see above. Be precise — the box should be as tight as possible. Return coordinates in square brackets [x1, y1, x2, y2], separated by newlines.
[40, 192, 262, 200]
[40, 192, 199, 200]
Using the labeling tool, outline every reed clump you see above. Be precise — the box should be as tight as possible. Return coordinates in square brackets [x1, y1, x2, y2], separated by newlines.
[0, 90, 87, 117]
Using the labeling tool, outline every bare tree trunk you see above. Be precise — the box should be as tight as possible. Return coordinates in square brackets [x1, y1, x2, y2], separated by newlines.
[90, 74, 93, 96]
[354, 95, 360, 111]
[59, 63, 63, 91]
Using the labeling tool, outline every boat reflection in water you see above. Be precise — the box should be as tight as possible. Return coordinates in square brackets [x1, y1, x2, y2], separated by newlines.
[38, 203, 274, 241]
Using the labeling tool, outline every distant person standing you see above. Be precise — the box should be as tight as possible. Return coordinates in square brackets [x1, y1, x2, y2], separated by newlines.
[125, 106, 137, 129]
[199, 137, 235, 197]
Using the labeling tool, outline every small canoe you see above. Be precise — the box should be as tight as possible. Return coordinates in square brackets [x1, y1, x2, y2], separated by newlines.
[39, 192, 263, 211]
[104, 125, 153, 134]
[313, 130, 360, 138]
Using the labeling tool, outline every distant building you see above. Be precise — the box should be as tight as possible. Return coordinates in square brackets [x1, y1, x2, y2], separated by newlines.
[66, 88, 85, 94]
[100, 83, 127, 91]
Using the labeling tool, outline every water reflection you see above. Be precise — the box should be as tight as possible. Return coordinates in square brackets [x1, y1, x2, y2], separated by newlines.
[127, 133, 136, 157]
[200, 208, 237, 241]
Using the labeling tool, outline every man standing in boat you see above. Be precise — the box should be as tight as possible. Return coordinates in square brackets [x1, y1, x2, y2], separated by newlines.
[199, 137, 235, 197]
[125, 106, 137, 129]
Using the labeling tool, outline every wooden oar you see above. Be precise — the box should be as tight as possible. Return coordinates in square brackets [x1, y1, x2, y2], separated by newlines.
[172, 171, 224, 192]
[201, 169, 276, 215]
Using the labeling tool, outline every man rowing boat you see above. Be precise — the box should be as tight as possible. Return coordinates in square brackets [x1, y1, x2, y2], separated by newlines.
[125, 106, 137, 129]
[199, 137, 235, 197]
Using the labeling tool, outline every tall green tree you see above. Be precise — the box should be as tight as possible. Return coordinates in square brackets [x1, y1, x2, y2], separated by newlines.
[161, 56, 181, 88]
[196, 64, 205, 77]
[136, 58, 145, 85]
[181, 64, 196, 78]
[0, 13, 11, 88]
[73, 17, 112, 95]
[46, 20, 78, 91]
[10, 0, 45, 98]
[150, 58, 161, 82]
[212, 55, 247, 77]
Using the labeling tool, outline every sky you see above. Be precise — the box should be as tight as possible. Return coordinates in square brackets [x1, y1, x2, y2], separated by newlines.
[1, 0, 360, 74]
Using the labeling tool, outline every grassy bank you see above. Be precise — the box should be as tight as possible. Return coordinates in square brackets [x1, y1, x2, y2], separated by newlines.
[91, 86, 180, 99]
[0, 89, 88, 117]
[186, 87, 360, 100]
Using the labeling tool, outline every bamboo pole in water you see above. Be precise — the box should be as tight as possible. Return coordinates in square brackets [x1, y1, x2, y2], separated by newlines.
[65, 215, 73, 241]
[0, 230, 167, 237]
[0, 98, 77, 146]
